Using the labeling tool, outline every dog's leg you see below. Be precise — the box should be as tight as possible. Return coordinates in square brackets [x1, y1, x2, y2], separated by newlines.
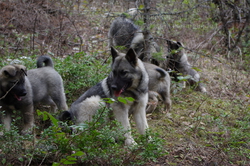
[132, 96, 149, 135]
[50, 87, 68, 111]
[147, 91, 159, 113]
[2, 112, 12, 131]
[159, 92, 172, 112]
[133, 107, 149, 135]
[112, 104, 136, 146]
[21, 105, 34, 134]
[164, 97, 172, 112]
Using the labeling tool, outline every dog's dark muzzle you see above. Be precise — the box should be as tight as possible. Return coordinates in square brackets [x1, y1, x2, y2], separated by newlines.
[111, 84, 127, 97]
[111, 84, 118, 91]
[11, 84, 27, 101]
[18, 89, 27, 96]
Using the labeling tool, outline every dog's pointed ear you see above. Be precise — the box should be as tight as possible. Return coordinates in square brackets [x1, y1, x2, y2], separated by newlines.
[111, 47, 119, 63]
[21, 68, 27, 76]
[2, 66, 16, 77]
[176, 41, 183, 48]
[168, 40, 180, 50]
[126, 48, 137, 67]
[18, 65, 27, 76]
[166, 39, 171, 46]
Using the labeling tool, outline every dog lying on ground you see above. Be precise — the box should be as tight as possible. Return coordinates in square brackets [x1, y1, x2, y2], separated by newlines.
[0, 55, 68, 134]
[60, 47, 149, 146]
[166, 40, 207, 93]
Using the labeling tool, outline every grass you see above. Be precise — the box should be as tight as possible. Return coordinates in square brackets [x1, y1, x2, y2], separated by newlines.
[148, 89, 249, 165]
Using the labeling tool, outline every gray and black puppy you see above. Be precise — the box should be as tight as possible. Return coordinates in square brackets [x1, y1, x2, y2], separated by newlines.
[0, 55, 68, 134]
[0, 64, 33, 133]
[108, 16, 160, 61]
[166, 40, 207, 93]
[60, 47, 149, 146]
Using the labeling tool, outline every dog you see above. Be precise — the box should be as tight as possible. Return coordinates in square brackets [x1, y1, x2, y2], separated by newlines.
[144, 62, 171, 113]
[108, 16, 160, 61]
[0, 55, 68, 134]
[28, 55, 68, 113]
[166, 40, 207, 93]
[60, 47, 149, 146]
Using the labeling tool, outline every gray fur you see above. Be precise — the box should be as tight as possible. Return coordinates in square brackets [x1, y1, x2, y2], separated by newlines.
[28, 55, 68, 113]
[167, 40, 207, 93]
[0, 55, 68, 134]
[144, 63, 172, 112]
[0, 65, 33, 134]
[60, 48, 149, 146]
[108, 16, 160, 61]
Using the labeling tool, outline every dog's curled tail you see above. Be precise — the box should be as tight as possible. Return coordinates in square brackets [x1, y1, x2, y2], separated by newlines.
[155, 68, 166, 79]
[59, 111, 72, 121]
[37, 55, 54, 68]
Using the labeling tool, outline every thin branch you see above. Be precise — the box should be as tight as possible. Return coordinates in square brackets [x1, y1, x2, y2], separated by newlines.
[143, 0, 151, 62]
[0, 81, 19, 100]
[149, 4, 201, 17]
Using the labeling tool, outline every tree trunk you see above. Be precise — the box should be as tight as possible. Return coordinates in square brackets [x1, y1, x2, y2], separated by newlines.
[143, 0, 151, 62]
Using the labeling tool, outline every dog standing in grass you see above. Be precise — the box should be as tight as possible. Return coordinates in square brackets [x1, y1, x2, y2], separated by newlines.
[0, 55, 68, 134]
[60, 48, 149, 146]
[144, 62, 171, 113]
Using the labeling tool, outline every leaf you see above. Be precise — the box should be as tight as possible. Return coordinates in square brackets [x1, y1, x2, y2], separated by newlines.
[177, 75, 192, 81]
[102, 98, 115, 104]
[118, 97, 127, 104]
[37, 110, 48, 121]
[66, 156, 77, 161]
[183, 0, 189, 4]
[48, 113, 58, 127]
[2, 158, 6, 164]
[71, 151, 84, 157]
[52, 162, 59, 166]
[125, 97, 135, 102]
[192, 66, 201, 72]
[138, 5, 144, 9]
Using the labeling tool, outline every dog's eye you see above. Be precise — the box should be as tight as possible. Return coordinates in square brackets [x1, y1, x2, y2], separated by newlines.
[120, 70, 128, 76]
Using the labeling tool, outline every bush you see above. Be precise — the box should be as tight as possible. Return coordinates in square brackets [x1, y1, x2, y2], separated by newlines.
[0, 103, 166, 165]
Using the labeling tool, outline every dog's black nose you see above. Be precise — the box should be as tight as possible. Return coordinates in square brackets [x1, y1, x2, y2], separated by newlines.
[20, 90, 27, 96]
[111, 85, 117, 90]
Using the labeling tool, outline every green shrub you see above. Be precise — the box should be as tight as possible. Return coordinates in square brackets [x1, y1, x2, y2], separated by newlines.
[54, 52, 110, 103]
[0, 97, 166, 165]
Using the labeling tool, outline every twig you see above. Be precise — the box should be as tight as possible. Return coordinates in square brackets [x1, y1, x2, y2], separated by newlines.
[149, 4, 201, 17]
[65, 15, 83, 52]
[0, 80, 19, 100]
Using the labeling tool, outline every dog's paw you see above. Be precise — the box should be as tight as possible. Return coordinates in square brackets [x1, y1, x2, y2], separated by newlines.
[21, 128, 33, 135]
[125, 138, 137, 146]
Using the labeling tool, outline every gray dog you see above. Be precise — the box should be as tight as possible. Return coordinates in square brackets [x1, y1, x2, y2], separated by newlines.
[108, 16, 160, 61]
[166, 40, 207, 93]
[144, 62, 171, 113]
[0, 55, 68, 134]
[60, 47, 149, 146]
[28, 55, 68, 113]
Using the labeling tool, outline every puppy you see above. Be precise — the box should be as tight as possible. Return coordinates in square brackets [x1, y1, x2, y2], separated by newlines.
[0, 55, 68, 133]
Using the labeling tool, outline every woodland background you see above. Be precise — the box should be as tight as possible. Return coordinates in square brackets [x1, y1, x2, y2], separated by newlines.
[0, 0, 249, 165]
